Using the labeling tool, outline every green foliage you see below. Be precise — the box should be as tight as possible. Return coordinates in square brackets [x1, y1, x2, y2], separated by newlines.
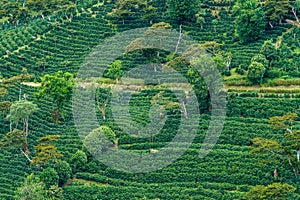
[234, 0, 266, 43]
[269, 112, 297, 131]
[243, 183, 296, 200]
[195, 9, 206, 28]
[31, 135, 63, 166]
[252, 113, 300, 177]
[251, 54, 269, 69]
[108, 0, 157, 24]
[6, 100, 38, 153]
[0, 129, 26, 150]
[15, 173, 63, 200]
[83, 126, 117, 155]
[45, 185, 63, 200]
[213, 53, 226, 74]
[53, 161, 72, 186]
[251, 137, 282, 154]
[14, 173, 45, 200]
[39, 168, 59, 189]
[166, 0, 200, 24]
[6, 100, 39, 132]
[100, 126, 118, 145]
[261, 39, 277, 61]
[37, 71, 74, 123]
[247, 61, 266, 84]
[0, 0, 77, 25]
[264, 0, 291, 24]
[70, 150, 87, 173]
[106, 60, 123, 82]
[1, 1, 300, 199]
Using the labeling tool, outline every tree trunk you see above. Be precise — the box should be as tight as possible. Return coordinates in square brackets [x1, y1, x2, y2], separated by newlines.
[153, 63, 157, 72]
[287, 156, 298, 177]
[53, 109, 59, 124]
[24, 119, 29, 138]
[181, 101, 188, 119]
[226, 61, 231, 71]
[15, 121, 19, 130]
[23, 142, 30, 155]
[175, 25, 183, 54]
[269, 22, 274, 29]
[292, 7, 300, 24]
[114, 140, 118, 149]
[20, 148, 32, 162]
[19, 83, 22, 101]
[297, 149, 300, 162]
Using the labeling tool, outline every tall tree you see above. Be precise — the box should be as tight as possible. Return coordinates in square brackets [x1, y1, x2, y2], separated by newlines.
[83, 126, 118, 155]
[292, 0, 300, 24]
[14, 174, 46, 200]
[252, 113, 300, 177]
[6, 100, 38, 154]
[233, 0, 266, 43]
[0, 129, 26, 153]
[0, 87, 11, 114]
[264, 0, 291, 26]
[126, 22, 172, 72]
[14, 173, 63, 200]
[260, 39, 278, 68]
[37, 71, 74, 123]
[106, 60, 123, 83]
[247, 61, 266, 84]
[108, 0, 157, 24]
[31, 135, 63, 166]
[251, 54, 269, 69]
[3, 72, 34, 101]
[167, 0, 200, 24]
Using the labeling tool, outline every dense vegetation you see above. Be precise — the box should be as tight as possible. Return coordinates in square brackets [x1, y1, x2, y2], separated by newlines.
[0, 0, 299, 199]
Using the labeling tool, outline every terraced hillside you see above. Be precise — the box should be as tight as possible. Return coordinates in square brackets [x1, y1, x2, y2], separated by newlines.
[0, 0, 300, 199]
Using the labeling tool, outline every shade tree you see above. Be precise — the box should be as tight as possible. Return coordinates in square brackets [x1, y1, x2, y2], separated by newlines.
[166, 0, 200, 24]
[83, 126, 118, 156]
[31, 135, 63, 167]
[6, 100, 38, 154]
[37, 71, 74, 123]
[251, 113, 300, 177]
[14, 173, 63, 200]
[263, 0, 291, 26]
[247, 61, 266, 84]
[108, 0, 158, 24]
[243, 182, 296, 200]
[233, 0, 267, 43]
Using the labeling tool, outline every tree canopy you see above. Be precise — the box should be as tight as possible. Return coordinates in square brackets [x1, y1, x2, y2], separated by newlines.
[37, 71, 74, 123]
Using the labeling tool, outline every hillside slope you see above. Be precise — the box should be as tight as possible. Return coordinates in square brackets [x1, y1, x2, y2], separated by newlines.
[0, 0, 299, 199]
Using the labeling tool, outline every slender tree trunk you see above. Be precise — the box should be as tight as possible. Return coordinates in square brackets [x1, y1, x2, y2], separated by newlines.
[175, 25, 183, 54]
[53, 109, 59, 124]
[297, 149, 300, 162]
[226, 61, 231, 71]
[20, 148, 32, 161]
[19, 83, 22, 101]
[114, 140, 118, 149]
[292, 7, 300, 24]
[181, 101, 188, 119]
[24, 119, 29, 138]
[15, 121, 19, 130]
[23, 142, 30, 155]
[269, 22, 274, 28]
[287, 156, 298, 177]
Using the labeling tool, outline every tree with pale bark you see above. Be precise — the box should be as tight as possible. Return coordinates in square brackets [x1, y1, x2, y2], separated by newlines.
[251, 113, 300, 177]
